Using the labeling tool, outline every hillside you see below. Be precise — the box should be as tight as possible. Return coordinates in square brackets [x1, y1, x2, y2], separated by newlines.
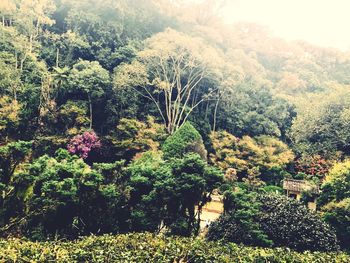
[1, 0, 350, 258]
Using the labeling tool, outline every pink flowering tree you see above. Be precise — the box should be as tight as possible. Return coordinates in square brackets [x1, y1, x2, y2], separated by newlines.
[67, 130, 101, 159]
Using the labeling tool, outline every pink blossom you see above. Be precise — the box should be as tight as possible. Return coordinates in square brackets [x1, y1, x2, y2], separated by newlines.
[67, 130, 101, 159]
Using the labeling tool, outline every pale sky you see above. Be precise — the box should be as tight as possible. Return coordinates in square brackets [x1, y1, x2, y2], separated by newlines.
[223, 0, 350, 50]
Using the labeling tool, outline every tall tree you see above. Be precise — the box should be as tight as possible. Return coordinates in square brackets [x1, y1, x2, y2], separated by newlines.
[16, 0, 56, 70]
[68, 60, 110, 129]
[114, 28, 224, 134]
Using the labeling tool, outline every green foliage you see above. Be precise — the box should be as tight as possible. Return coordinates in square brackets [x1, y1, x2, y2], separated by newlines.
[159, 153, 223, 235]
[126, 151, 223, 235]
[162, 122, 207, 160]
[321, 199, 350, 250]
[0, 233, 348, 262]
[208, 189, 273, 247]
[2, 149, 129, 239]
[0, 140, 32, 185]
[2, 0, 350, 254]
[209, 191, 339, 252]
[319, 160, 350, 205]
[214, 83, 295, 138]
[257, 194, 339, 252]
[290, 91, 350, 156]
[110, 117, 167, 160]
[210, 131, 294, 184]
[57, 100, 90, 135]
[0, 96, 21, 139]
[68, 60, 111, 128]
[319, 160, 350, 249]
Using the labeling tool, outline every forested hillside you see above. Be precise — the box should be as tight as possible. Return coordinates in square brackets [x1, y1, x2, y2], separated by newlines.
[1, 0, 350, 260]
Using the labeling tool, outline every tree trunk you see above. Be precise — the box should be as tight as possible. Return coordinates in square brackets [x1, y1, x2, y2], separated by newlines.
[15, 52, 18, 69]
[212, 96, 220, 132]
[29, 34, 33, 54]
[88, 94, 93, 129]
[56, 48, 59, 67]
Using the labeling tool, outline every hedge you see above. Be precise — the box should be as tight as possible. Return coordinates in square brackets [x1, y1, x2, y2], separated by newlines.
[0, 233, 349, 262]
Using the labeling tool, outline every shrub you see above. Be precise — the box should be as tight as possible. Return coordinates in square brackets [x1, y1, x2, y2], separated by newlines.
[162, 122, 207, 160]
[207, 190, 273, 247]
[319, 160, 350, 249]
[2, 149, 129, 239]
[321, 199, 350, 250]
[208, 192, 339, 252]
[67, 130, 101, 159]
[0, 233, 349, 263]
[258, 194, 339, 252]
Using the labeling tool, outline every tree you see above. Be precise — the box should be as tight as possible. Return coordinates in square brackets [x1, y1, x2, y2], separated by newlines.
[207, 189, 272, 247]
[0, 141, 32, 223]
[112, 116, 167, 160]
[162, 122, 207, 160]
[318, 160, 350, 249]
[126, 150, 223, 236]
[156, 153, 223, 236]
[0, 52, 22, 99]
[321, 199, 350, 250]
[0, 141, 32, 186]
[290, 91, 350, 156]
[294, 155, 332, 179]
[210, 131, 294, 184]
[212, 82, 295, 138]
[52, 66, 69, 90]
[0, 96, 20, 141]
[57, 100, 90, 135]
[15, 0, 56, 70]
[2, 149, 129, 239]
[68, 60, 110, 129]
[0, 0, 16, 26]
[126, 150, 166, 232]
[258, 194, 339, 252]
[114, 28, 224, 134]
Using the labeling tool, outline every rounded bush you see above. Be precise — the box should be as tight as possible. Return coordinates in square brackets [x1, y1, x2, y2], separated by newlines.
[162, 122, 207, 160]
[207, 193, 339, 252]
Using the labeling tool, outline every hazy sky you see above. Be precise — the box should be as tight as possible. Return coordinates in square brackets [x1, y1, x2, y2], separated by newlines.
[223, 0, 350, 50]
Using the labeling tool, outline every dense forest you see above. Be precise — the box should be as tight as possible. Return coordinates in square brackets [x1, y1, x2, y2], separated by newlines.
[1, 0, 350, 261]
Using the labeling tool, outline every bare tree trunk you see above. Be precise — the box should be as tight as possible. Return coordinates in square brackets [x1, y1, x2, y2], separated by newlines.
[88, 94, 93, 129]
[212, 96, 220, 132]
[205, 100, 209, 119]
[56, 48, 59, 67]
[15, 52, 18, 69]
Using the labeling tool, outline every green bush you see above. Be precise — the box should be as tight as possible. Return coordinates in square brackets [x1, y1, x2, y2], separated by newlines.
[319, 160, 350, 249]
[208, 190, 273, 247]
[162, 122, 207, 160]
[208, 192, 339, 252]
[258, 194, 339, 252]
[0, 233, 349, 263]
[2, 149, 130, 239]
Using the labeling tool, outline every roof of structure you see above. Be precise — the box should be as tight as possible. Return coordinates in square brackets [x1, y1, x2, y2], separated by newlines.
[283, 179, 320, 194]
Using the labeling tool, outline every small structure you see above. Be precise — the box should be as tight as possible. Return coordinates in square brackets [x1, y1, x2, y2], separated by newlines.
[283, 179, 320, 210]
